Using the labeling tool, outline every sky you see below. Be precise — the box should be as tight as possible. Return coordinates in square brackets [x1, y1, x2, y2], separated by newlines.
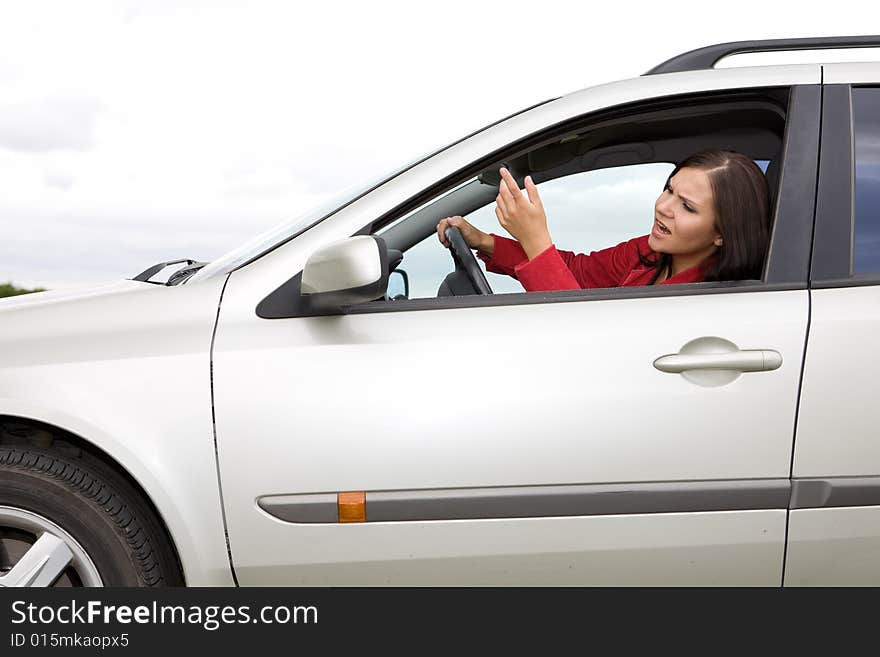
[1, 0, 878, 289]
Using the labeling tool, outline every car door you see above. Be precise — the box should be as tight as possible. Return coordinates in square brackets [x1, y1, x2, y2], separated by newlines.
[211, 74, 820, 585]
[785, 65, 880, 585]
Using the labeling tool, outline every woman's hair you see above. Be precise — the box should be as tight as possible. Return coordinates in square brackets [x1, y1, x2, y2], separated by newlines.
[639, 149, 771, 283]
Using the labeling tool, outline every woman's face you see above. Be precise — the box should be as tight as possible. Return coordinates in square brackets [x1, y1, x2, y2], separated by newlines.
[648, 167, 722, 256]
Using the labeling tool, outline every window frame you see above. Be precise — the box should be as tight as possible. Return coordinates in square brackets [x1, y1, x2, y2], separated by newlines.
[257, 85, 820, 319]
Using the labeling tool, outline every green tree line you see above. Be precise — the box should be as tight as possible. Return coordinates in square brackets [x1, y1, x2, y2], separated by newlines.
[0, 282, 46, 298]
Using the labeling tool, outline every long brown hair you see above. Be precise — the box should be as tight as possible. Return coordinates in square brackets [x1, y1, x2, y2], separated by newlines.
[639, 150, 771, 283]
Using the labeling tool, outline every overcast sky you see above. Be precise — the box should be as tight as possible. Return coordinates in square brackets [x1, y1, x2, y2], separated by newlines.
[1, 0, 877, 289]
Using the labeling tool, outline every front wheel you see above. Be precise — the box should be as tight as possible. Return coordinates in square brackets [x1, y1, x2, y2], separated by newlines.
[0, 446, 182, 587]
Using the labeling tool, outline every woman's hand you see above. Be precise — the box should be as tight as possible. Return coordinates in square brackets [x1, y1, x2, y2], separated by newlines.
[436, 215, 494, 257]
[495, 167, 552, 260]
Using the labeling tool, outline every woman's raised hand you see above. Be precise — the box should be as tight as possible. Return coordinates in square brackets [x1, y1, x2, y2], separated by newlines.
[495, 168, 552, 260]
[436, 215, 493, 255]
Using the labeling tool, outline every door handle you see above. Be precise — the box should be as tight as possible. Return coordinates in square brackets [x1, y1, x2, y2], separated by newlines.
[653, 349, 782, 373]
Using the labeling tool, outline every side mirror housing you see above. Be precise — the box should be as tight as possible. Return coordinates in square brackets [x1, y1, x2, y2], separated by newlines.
[301, 235, 389, 311]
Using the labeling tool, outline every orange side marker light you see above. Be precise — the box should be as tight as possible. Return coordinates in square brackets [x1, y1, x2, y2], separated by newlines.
[338, 491, 366, 523]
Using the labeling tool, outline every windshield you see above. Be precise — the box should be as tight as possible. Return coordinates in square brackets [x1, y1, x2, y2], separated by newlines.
[189, 97, 557, 282]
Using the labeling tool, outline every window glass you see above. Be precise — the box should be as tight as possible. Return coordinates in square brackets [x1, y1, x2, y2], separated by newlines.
[853, 87, 880, 274]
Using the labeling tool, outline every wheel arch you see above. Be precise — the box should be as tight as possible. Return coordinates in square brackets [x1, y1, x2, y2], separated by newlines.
[0, 412, 187, 585]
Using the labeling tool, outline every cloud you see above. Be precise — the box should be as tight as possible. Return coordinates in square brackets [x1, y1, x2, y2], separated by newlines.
[43, 168, 74, 191]
[0, 95, 105, 153]
[222, 165, 296, 199]
[0, 200, 291, 289]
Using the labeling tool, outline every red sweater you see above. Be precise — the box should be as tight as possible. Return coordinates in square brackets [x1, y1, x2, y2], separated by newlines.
[477, 233, 711, 292]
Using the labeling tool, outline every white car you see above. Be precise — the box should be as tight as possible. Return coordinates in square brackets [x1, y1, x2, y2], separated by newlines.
[2, 36, 879, 587]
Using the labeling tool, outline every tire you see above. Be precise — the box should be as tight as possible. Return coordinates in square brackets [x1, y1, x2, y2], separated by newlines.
[0, 446, 183, 587]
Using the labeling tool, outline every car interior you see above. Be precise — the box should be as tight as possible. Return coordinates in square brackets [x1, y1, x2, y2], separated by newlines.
[377, 91, 788, 298]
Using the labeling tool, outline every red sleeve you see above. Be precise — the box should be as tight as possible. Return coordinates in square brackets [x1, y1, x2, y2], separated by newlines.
[476, 233, 528, 277]
[477, 233, 651, 293]
[514, 235, 650, 292]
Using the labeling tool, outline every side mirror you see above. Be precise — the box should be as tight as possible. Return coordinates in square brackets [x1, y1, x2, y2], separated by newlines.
[301, 235, 389, 311]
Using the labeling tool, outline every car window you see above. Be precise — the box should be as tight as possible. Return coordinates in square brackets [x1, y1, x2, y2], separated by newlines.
[397, 161, 771, 299]
[397, 164, 676, 298]
[852, 87, 880, 274]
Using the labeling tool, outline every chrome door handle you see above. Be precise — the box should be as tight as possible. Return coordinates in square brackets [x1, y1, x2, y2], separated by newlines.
[653, 349, 782, 373]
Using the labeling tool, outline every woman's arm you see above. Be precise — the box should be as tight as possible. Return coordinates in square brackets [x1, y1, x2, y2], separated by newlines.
[436, 215, 532, 282]
[513, 236, 648, 292]
[475, 233, 649, 291]
[491, 168, 648, 291]
[475, 233, 525, 278]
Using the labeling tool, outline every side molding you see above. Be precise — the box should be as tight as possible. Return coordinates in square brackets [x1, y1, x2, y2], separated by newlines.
[258, 479, 791, 524]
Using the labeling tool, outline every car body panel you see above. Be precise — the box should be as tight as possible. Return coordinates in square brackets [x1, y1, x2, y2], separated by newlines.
[214, 287, 807, 583]
[793, 287, 880, 477]
[822, 62, 880, 84]
[238, 510, 787, 586]
[0, 276, 234, 585]
[785, 506, 880, 586]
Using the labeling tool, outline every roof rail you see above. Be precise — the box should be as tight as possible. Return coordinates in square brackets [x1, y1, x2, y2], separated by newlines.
[644, 35, 880, 75]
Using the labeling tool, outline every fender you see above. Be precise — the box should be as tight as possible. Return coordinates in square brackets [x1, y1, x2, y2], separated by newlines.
[0, 398, 234, 586]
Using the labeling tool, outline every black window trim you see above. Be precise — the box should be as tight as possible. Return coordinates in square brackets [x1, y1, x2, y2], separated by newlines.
[810, 83, 854, 285]
[257, 85, 820, 319]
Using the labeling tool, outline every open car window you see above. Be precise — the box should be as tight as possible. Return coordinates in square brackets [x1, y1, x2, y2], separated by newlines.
[382, 157, 771, 300]
[392, 163, 676, 298]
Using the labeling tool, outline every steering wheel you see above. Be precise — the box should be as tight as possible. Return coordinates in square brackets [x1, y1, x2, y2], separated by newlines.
[443, 226, 493, 295]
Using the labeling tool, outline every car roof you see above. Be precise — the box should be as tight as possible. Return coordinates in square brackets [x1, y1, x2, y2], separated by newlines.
[558, 64, 820, 115]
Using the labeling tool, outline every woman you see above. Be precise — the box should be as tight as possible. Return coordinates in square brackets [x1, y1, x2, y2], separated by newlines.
[436, 149, 771, 291]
